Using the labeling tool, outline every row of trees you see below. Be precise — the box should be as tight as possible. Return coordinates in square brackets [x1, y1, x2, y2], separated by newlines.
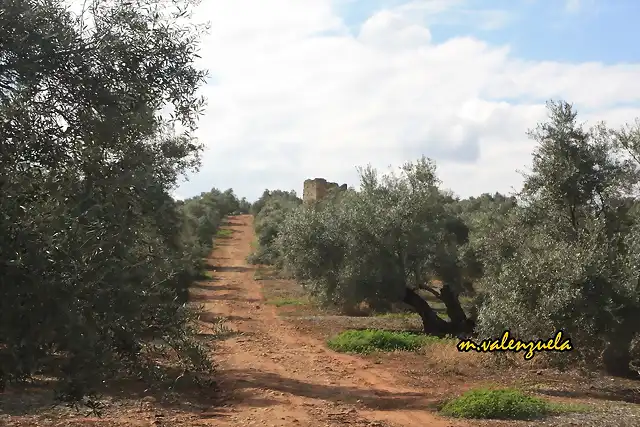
[250, 101, 640, 378]
[248, 189, 301, 266]
[0, 0, 248, 400]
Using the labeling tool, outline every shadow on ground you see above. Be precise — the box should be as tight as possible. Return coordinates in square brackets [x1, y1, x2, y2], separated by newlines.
[222, 368, 431, 411]
[211, 242, 231, 248]
[199, 312, 252, 323]
[192, 277, 219, 286]
[0, 366, 224, 418]
[191, 282, 237, 292]
[222, 220, 245, 227]
[189, 278, 262, 303]
[191, 292, 261, 303]
[535, 386, 640, 405]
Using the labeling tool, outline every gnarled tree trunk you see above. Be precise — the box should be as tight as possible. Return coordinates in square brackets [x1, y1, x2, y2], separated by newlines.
[602, 309, 640, 378]
[403, 287, 474, 337]
[440, 283, 475, 335]
[403, 287, 449, 335]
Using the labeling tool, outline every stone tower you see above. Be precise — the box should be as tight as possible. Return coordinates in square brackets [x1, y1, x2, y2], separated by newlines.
[303, 178, 347, 204]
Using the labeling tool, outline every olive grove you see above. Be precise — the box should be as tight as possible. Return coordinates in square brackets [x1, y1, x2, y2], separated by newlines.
[251, 101, 640, 378]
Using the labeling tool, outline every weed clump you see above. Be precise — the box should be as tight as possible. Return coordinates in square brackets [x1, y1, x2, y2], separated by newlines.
[266, 297, 306, 307]
[327, 329, 441, 354]
[440, 388, 551, 420]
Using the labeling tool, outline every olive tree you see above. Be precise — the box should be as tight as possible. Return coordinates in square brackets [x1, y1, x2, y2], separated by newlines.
[0, 0, 212, 398]
[276, 157, 476, 335]
[251, 189, 301, 216]
[248, 193, 302, 266]
[477, 101, 640, 377]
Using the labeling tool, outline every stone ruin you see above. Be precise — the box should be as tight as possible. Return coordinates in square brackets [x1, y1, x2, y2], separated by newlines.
[303, 178, 347, 204]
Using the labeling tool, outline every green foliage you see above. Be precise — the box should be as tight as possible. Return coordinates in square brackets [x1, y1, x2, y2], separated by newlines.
[477, 100, 640, 375]
[327, 329, 442, 354]
[440, 388, 551, 420]
[275, 158, 474, 333]
[216, 228, 234, 238]
[251, 189, 300, 216]
[181, 188, 246, 248]
[0, 0, 240, 401]
[266, 297, 307, 307]
[248, 192, 301, 266]
[453, 192, 518, 285]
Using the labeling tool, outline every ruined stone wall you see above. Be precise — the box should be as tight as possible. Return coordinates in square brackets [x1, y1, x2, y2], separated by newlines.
[303, 178, 347, 204]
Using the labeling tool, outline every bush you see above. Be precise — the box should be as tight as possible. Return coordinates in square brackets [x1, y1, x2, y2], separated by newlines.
[251, 189, 300, 216]
[326, 329, 441, 354]
[248, 194, 301, 266]
[440, 388, 550, 420]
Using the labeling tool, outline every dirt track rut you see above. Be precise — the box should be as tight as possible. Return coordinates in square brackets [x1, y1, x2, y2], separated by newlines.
[196, 215, 467, 427]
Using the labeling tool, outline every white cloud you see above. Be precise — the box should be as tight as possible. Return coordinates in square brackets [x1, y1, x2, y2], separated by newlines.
[564, 0, 600, 16]
[359, 10, 432, 48]
[177, 0, 640, 201]
[394, 0, 512, 30]
[565, 0, 581, 13]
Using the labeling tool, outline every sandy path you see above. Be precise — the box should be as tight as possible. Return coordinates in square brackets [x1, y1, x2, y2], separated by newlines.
[196, 215, 467, 427]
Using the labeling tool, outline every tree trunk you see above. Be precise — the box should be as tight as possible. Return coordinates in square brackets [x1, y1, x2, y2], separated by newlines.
[440, 283, 475, 334]
[403, 287, 451, 336]
[602, 310, 640, 378]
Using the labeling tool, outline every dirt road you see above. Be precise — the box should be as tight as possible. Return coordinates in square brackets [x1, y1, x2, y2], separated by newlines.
[196, 215, 467, 427]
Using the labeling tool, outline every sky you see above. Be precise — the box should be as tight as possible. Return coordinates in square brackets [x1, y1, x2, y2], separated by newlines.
[173, 0, 640, 201]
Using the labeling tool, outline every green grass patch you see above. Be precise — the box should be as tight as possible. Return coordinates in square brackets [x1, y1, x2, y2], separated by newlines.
[372, 311, 452, 321]
[440, 387, 588, 420]
[216, 228, 234, 238]
[196, 269, 215, 280]
[266, 297, 307, 307]
[548, 401, 591, 414]
[326, 329, 443, 354]
[374, 312, 419, 319]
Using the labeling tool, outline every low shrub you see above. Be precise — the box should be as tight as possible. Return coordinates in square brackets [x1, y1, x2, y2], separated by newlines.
[440, 388, 550, 420]
[327, 329, 441, 354]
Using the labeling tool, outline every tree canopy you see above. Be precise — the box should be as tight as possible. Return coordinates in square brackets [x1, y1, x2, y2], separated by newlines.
[477, 101, 640, 377]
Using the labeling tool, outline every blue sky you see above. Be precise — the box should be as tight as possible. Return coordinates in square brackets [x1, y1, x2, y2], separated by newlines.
[177, 0, 640, 201]
[474, 1, 637, 64]
[337, 0, 639, 63]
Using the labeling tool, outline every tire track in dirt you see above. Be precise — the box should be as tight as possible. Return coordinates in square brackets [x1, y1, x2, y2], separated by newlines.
[194, 215, 468, 427]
